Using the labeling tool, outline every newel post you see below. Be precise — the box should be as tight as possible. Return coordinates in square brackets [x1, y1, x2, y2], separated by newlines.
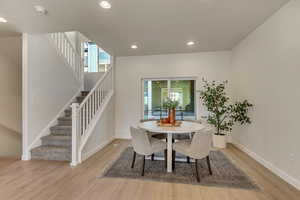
[70, 103, 79, 167]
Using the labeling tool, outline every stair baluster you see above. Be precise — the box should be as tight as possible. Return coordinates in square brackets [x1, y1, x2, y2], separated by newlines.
[71, 67, 113, 165]
[48, 32, 84, 85]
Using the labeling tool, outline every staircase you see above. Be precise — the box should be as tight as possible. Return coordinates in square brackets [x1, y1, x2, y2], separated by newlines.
[31, 91, 89, 161]
[28, 32, 114, 166]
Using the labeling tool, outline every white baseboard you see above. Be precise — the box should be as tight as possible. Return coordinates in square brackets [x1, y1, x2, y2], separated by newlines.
[81, 138, 115, 162]
[21, 153, 31, 161]
[28, 89, 82, 151]
[115, 135, 131, 140]
[114, 129, 131, 139]
[232, 140, 300, 191]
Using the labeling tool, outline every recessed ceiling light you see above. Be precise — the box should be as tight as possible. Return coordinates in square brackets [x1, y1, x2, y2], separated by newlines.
[131, 45, 138, 49]
[0, 17, 7, 23]
[99, 1, 112, 9]
[34, 5, 48, 15]
[187, 41, 195, 46]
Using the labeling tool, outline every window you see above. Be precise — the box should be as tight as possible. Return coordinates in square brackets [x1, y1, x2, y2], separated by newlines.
[142, 78, 196, 120]
[83, 42, 111, 72]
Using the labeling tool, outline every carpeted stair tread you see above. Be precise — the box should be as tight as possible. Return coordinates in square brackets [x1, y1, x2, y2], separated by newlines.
[58, 116, 72, 125]
[81, 91, 90, 96]
[50, 125, 72, 130]
[31, 145, 71, 161]
[64, 108, 72, 117]
[58, 116, 71, 121]
[31, 145, 71, 153]
[42, 135, 71, 140]
[32, 91, 90, 162]
[76, 96, 86, 103]
[64, 94, 88, 116]
[50, 125, 72, 135]
[41, 135, 71, 147]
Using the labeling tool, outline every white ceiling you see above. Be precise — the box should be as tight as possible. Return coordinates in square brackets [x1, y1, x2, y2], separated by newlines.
[0, 0, 289, 56]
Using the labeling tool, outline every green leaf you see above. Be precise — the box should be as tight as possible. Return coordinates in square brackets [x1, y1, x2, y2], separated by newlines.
[199, 79, 253, 135]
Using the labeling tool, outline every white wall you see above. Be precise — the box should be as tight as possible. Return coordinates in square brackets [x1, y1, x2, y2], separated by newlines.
[82, 96, 115, 160]
[0, 36, 22, 156]
[115, 51, 232, 138]
[84, 72, 104, 91]
[24, 34, 81, 151]
[0, 36, 22, 133]
[0, 125, 21, 156]
[231, 0, 300, 189]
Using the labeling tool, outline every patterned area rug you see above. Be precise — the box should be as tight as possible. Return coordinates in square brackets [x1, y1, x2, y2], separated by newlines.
[101, 147, 259, 190]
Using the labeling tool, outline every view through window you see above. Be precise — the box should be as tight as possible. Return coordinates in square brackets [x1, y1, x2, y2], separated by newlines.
[143, 78, 196, 120]
[83, 42, 111, 72]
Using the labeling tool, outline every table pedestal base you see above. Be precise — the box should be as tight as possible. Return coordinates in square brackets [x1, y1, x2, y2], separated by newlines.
[167, 133, 172, 173]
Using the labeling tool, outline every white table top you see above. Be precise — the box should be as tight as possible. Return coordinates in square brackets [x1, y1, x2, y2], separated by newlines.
[138, 121, 205, 134]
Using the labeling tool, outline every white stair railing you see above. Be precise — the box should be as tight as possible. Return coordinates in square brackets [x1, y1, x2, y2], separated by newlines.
[48, 31, 113, 166]
[48, 32, 84, 84]
[71, 67, 114, 166]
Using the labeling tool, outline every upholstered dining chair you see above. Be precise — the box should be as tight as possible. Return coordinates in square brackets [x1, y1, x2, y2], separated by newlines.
[140, 119, 166, 140]
[140, 119, 191, 166]
[183, 119, 205, 137]
[173, 118, 205, 141]
[173, 127, 214, 182]
[140, 119, 167, 161]
[176, 119, 203, 164]
[130, 126, 167, 176]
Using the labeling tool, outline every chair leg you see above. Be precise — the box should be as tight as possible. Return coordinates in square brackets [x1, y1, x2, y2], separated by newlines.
[195, 159, 201, 182]
[141, 155, 146, 176]
[187, 156, 190, 163]
[206, 156, 213, 175]
[172, 150, 175, 170]
[164, 149, 167, 169]
[172, 138, 175, 170]
[151, 154, 155, 161]
[131, 151, 136, 168]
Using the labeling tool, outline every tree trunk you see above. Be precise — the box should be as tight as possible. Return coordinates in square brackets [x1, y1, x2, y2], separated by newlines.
[216, 114, 220, 135]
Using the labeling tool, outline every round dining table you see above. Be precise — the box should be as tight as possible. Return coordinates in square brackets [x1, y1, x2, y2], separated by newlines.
[138, 121, 205, 173]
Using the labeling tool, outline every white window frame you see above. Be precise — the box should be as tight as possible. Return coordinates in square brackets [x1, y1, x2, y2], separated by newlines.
[141, 77, 198, 120]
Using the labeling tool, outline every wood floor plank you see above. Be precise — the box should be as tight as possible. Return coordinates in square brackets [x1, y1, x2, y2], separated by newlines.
[223, 145, 300, 200]
[0, 140, 299, 200]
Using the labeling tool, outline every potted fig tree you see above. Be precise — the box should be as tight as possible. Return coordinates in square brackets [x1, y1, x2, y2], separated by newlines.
[199, 79, 253, 148]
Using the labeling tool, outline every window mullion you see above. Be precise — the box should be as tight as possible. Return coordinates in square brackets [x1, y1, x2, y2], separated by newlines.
[167, 79, 171, 98]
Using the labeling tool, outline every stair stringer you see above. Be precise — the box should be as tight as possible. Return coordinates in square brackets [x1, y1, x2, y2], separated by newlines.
[28, 88, 82, 155]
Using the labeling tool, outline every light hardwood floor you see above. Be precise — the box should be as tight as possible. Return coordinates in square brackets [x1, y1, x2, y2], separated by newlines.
[0, 140, 299, 200]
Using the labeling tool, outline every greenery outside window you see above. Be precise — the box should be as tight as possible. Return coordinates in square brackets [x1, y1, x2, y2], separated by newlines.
[142, 78, 196, 120]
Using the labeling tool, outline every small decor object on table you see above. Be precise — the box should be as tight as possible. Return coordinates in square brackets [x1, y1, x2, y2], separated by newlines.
[157, 120, 182, 127]
[199, 79, 253, 148]
[156, 97, 180, 126]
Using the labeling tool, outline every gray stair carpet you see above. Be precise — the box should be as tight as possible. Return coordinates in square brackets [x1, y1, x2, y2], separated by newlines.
[31, 91, 89, 161]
